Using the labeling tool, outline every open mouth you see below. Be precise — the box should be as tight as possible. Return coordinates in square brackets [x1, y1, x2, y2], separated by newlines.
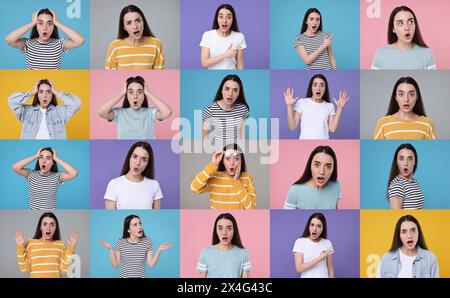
[311, 232, 317, 237]
[133, 101, 138, 107]
[221, 24, 228, 30]
[312, 25, 317, 30]
[221, 237, 228, 242]
[137, 230, 142, 235]
[133, 30, 140, 36]
[405, 33, 411, 38]
[403, 104, 410, 109]
[317, 176, 325, 184]
[407, 240, 414, 246]
[45, 232, 52, 238]
[315, 92, 321, 97]
[41, 165, 46, 170]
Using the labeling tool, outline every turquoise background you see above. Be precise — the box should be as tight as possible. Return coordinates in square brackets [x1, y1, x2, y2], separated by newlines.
[0, 0, 89, 69]
[180, 70, 271, 140]
[89, 210, 180, 278]
[0, 140, 90, 209]
[270, 0, 360, 69]
[361, 140, 450, 209]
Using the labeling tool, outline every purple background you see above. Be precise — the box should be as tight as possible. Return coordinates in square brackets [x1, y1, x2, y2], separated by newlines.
[271, 70, 360, 139]
[90, 140, 180, 209]
[270, 210, 360, 278]
[180, 0, 269, 69]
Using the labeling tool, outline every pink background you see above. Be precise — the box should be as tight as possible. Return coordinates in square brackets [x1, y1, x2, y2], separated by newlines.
[270, 140, 360, 209]
[360, 0, 450, 69]
[89, 70, 180, 139]
[179, 210, 270, 278]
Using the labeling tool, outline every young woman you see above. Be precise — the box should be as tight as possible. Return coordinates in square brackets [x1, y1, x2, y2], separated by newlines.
[371, 6, 436, 70]
[386, 144, 424, 210]
[200, 4, 246, 70]
[196, 213, 251, 278]
[284, 74, 349, 139]
[7, 79, 81, 140]
[104, 141, 163, 210]
[15, 212, 79, 278]
[373, 77, 435, 139]
[97, 76, 172, 139]
[191, 144, 256, 210]
[202, 74, 250, 142]
[294, 8, 336, 70]
[5, 8, 84, 69]
[12, 148, 78, 210]
[98, 215, 172, 278]
[284, 146, 340, 209]
[292, 212, 335, 278]
[105, 5, 164, 69]
[377, 215, 439, 278]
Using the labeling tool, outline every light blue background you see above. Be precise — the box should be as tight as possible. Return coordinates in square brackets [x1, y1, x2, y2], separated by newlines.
[0, 0, 89, 69]
[270, 0, 360, 69]
[361, 140, 450, 209]
[89, 210, 180, 278]
[0, 140, 90, 209]
[180, 70, 271, 139]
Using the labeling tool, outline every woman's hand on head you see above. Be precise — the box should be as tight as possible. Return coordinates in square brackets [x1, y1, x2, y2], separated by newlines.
[211, 151, 224, 166]
[31, 12, 38, 25]
[233, 162, 241, 181]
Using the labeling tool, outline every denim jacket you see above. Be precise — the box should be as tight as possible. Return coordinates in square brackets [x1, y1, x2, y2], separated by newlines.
[379, 247, 439, 278]
[8, 92, 81, 139]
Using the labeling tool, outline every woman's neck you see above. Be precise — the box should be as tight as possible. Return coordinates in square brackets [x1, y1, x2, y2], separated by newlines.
[400, 246, 418, 256]
[392, 40, 415, 51]
[216, 243, 233, 250]
[124, 36, 145, 45]
[306, 179, 323, 189]
[216, 29, 231, 37]
[128, 235, 140, 243]
[394, 110, 418, 121]
[125, 172, 144, 182]
[310, 97, 323, 103]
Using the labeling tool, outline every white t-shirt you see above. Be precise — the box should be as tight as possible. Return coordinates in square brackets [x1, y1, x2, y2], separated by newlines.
[35, 108, 50, 139]
[293, 98, 335, 139]
[398, 250, 415, 278]
[292, 237, 334, 278]
[199, 30, 247, 69]
[103, 175, 163, 209]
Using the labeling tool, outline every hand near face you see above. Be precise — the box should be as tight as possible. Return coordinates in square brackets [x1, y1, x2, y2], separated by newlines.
[50, 10, 58, 25]
[158, 242, 173, 251]
[233, 162, 241, 181]
[143, 82, 153, 98]
[66, 232, 79, 247]
[211, 151, 224, 166]
[14, 229, 26, 246]
[31, 12, 38, 25]
[333, 91, 349, 109]
[284, 87, 299, 106]
[35, 148, 43, 159]
[51, 148, 59, 162]
[47, 80, 57, 94]
[98, 240, 113, 250]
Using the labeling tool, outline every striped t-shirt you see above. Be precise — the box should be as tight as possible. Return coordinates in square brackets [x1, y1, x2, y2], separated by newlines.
[202, 102, 249, 142]
[114, 237, 153, 278]
[294, 31, 333, 70]
[388, 176, 425, 209]
[105, 37, 164, 70]
[27, 170, 62, 210]
[373, 115, 436, 140]
[21, 38, 66, 70]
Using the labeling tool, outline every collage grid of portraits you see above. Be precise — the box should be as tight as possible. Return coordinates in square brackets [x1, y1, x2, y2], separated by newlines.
[0, 0, 449, 280]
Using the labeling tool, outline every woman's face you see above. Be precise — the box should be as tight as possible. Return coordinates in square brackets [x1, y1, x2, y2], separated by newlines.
[399, 220, 419, 250]
[395, 83, 417, 114]
[40, 217, 56, 241]
[216, 218, 234, 246]
[127, 82, 145, 109]
[38, 150, 54, 174]
[128, 147, 149, 176]
[309, 218, 323, 241]
[311, 78, 326, 100]
[306, 12, 321, 33]
[221, 80, 240, 106]
[397, 148, 415, 179]
[38, 83, 53, 108]
[217, 8, 233, 34]
[310, 152, 334, 188]
[392, 10, 416, 44]
[123, 11, 144, 40]
[36, 13, 54, 41]
[128, 217, 144, 239]
[222, 150, 241, 176]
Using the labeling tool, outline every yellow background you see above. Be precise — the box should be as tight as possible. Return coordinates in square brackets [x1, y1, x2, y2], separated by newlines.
[360, 210, 450, 278]
[0, 70, 89, 139]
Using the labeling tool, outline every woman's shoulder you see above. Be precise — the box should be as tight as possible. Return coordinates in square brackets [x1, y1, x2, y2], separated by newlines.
[417, 115, 434, 124]
[108, 39, 125, 47]
[145, 36, 162, 46]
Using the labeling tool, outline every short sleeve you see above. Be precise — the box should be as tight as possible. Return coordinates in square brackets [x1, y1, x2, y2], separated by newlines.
[145, 237, 154, 252]
[196, 248, 208, 273]
[202, 106, 212, 122]
[337, 182, 342, 200]
[242, 105, 249, 119]
[292, 238, 304, 253]
[25, 169, 33, 182]
[104, 179, 118, 202]
[113, 239, 122, 253]
[329, 103, 336, 116]
[56, 172, 64, 185]
[388, 178, 404, 200]
[371, 48, 381, 70]
[294, 35, 302, 49]
[327, 240, 334, 253]
[150, 107, 158, 122]
[293, 99, 302, 114]
[199, 31, 210, 48]
[153, 180, 163, 201]
[238, 33, 247, 50]
[284, 186, 299, 209]
[20, 38, 29, 53]
[59, 38, 68, 53]
[242, 250, 252, 272]
[426, 49, 437, 70]
[111, 108, 121, 123]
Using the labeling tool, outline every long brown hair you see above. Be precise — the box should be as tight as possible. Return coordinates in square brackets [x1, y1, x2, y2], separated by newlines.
[387, 6, 428, 47]
[212, 213, 244, 248]
[389, 215, 428, 252]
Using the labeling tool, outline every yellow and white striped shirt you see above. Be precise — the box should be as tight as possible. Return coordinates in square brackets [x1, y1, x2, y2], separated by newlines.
[17, 239, 75, 278]
[191, 163, 256, 210]
[373, 115, 436, 140]
[105, 37, 164, 70]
